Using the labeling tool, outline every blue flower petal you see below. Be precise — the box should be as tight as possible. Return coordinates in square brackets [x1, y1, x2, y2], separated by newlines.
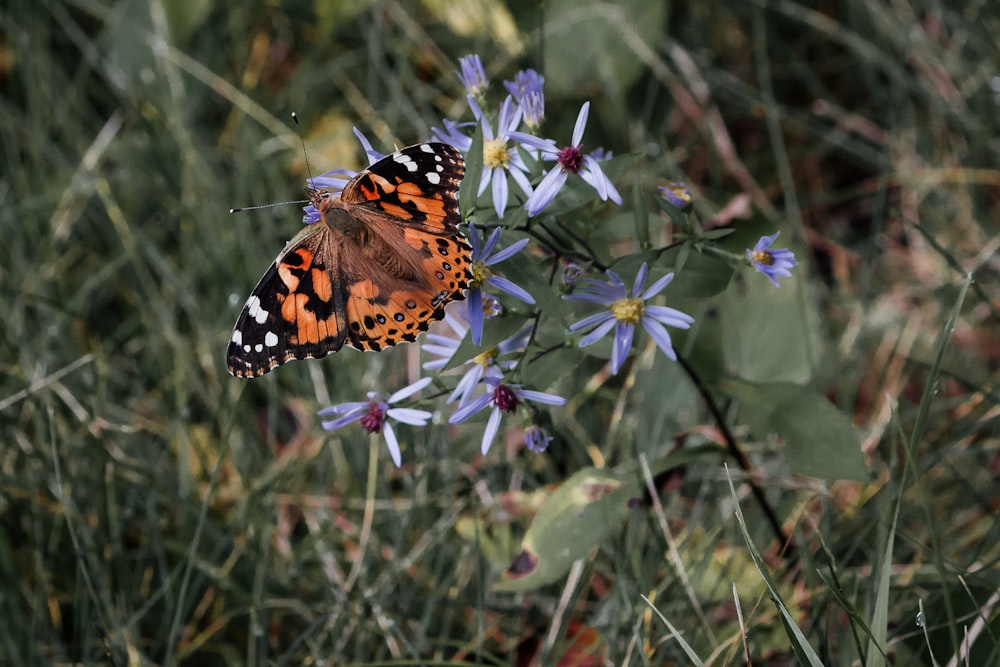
[487, 275, 535, 304]
[612, 322, 635, 375]
[525, 168, 568, 216]
[571, 101, 590, 146]
[492, 168, 509, 218]
[467, 289, 485, 345]
[317, 401, 368, 416]
[516, 389, 567, 406]
[449, 393, 494, 424]
[485, 237, 530, 265]
[480, 226, 503, 260]
[578, 316, 617, 347]
[640, 272, 675, 301]
[387, 377, 432, 403]
[385, 407, 433, 426]
[642, 317, 678, 361]
[320, 410, 366, 431]
[567, 311, 615, 334]
[632, 262, 649, 297]
[481, 407, 503, 454]
[382, 422, 402, 467]
[644, 305, 694, 329]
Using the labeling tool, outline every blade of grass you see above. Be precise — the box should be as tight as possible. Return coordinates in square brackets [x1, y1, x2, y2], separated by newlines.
[724, 464, 824, 667]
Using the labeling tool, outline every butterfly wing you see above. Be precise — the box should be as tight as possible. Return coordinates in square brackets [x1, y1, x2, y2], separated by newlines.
[227, 142, 471, 377]
[318, 143, 472, 352]
[227, 223, 352, 378]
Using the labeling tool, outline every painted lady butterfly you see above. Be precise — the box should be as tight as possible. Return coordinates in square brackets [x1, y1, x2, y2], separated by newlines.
[227, 142, 472, 378]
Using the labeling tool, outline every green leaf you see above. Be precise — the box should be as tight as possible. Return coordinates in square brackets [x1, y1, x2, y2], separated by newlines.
[718, 238, 818, 384]
[495, 447, 720, 592]
[493, 468, 640, 592]
[719, 379, 867, 481]
[459, 123, 484, 219]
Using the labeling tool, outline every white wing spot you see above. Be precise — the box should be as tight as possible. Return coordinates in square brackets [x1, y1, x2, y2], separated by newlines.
[254, 343, 263, 353]
[231, 330, 243, 346]
[393, 152, 418, 172]
[243, 344, 251, 353]
[264, 331, 279, 347]
[246, 295, 269, 324]
[435, 164, 443, 172]
[421, 144, 434, 153]
[425, 172, 441, 185]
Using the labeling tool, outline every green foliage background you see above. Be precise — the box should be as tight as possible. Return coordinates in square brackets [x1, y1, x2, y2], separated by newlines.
[2, 0, 998, 664]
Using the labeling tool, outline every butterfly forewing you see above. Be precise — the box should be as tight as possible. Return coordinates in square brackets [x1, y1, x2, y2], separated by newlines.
[341, 143, 466, 233]
[226, 142, 471, 378]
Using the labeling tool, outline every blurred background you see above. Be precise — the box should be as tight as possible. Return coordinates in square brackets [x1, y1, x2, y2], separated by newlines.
[2, 0, 998, 664]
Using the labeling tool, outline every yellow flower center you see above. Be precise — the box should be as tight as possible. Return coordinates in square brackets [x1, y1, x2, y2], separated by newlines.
[469, 261, 489, 289]
[472, 346, 499, 368]
[483, 138, 511, 170]
[612, 297, 644, 324]
[752, 250, 775, 266]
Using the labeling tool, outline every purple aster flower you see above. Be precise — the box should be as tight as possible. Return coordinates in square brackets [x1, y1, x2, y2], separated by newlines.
[468, 96, 535, 218]
[564, 263, 694, 375]
[520, 92, 545, 130]
[659, 182, 692, 209]
[465, 223, 535, 344]
[510, 101, 622, 216]
[504, 69, 545, 99]
[449, 377, 566, 455]
[524, 424, 553, 453]
[448, 324, 531, 406]
[457, 54, 488, 96]
[562, 262, 584, 288]
[302, 127, 383, 224]
[480, 294, 503, 318]
[748, 232, 798, 288]
[318, 378, 433, 467]
[430, 118, 475, 152]
[504, 70, 546, 129]
[350, 125, 386, 163]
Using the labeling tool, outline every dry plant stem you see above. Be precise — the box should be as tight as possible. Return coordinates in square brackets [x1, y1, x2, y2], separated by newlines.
[675, 353, 797, 563]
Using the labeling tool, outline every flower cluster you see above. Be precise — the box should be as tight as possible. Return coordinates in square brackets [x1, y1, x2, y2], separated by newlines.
[310, 54, 800, 467]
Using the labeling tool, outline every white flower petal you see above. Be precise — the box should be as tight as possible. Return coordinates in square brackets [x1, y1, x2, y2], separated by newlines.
[481, 407, 503, 455]
[388, 377, 433, 403]
[382, 423, 402, 467]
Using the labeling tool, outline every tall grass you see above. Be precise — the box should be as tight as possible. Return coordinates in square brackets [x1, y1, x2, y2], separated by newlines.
[1, 0, 998, 664]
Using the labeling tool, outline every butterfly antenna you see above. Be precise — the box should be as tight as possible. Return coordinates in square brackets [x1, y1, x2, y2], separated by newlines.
[229, 200, 309, 214]
[230, 112, 315, 214]
[291, 112, 316, 187]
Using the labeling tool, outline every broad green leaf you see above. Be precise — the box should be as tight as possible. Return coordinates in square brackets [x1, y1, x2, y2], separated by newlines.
[459, 123, 484, 219]
[493, 447, 714, 592]
[719, 240, 819, 384]
[719, 379, 867, 481]
[493, 467, 640, 591]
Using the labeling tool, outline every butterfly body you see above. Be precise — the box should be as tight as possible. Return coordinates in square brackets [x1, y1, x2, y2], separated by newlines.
[227, 143, 471, 378]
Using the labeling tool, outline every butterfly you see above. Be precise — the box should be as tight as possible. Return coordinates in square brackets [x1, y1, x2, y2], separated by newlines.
[227, 142, 472, 378]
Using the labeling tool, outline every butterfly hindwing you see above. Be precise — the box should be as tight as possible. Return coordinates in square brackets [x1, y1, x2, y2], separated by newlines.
[227, 225, 350, 378]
